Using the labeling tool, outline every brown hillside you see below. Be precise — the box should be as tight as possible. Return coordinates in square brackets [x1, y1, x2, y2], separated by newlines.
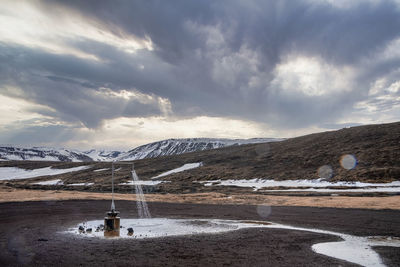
[134, 121, 400, 183]
[1, 122, 399, 194]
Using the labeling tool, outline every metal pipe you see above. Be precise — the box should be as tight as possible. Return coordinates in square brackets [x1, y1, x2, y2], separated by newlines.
[111, 162, 115, 211]
[110, 161, 135, 212]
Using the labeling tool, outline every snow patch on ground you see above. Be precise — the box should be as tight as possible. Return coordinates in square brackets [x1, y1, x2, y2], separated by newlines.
[0, 166, 91, 180]
[93, 168, 109, 172]
[119, 180, 165, 186]
[200, 178, 400, 192]
[152, 162, 203, 179]
[68, 183, 94, 186]
[33, 179, 64, 185]
[267, 187, 400, 192]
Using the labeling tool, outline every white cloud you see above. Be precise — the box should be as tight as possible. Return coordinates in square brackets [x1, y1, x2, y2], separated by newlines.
[55, 116, 334, 150]
[272, 56, 355, 96]
[0, 93, 55, 129]
[0, 0, 152, 60]
[308, 0, 396, 9]
[72, 116, 271, 149]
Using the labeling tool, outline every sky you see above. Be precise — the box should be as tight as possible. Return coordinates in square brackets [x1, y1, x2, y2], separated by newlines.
[0, 0, 399, 150]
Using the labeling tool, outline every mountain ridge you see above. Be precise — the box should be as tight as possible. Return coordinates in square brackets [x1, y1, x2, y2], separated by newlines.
[0, 138, 282, 162]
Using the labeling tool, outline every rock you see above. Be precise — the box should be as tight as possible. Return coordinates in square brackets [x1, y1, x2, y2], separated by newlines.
[86, 228, 92, 233]
[127, 227, 134, 236]
[78, 226, 84, 232]
[38, 238, 48, 242]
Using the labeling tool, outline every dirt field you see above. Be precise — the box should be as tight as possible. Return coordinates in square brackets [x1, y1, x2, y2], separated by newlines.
[1, 186, 400, 266]
[0, 200, 400, 266]
[1, 185, 400, 210]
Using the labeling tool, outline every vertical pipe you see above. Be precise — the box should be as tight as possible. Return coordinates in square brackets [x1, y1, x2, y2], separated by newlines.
[111, 162, 115, 211]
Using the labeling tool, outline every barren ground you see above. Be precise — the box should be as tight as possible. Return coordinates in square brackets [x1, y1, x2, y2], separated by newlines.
[1, 200, 399, 266]
[1, 186, 400, 210]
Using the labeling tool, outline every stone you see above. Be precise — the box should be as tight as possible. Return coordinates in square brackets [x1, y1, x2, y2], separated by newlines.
[127, 227, 134, 236]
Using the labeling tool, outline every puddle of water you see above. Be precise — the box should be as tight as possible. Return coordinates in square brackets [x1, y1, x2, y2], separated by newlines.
[312, 238, 382, 267]
[66, 218, 400, 267]
[68, 218, 264, 239]
[264, 223, 400, 267]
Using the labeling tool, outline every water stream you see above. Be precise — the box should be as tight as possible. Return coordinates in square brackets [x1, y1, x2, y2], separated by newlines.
[131, 169, 151, 218]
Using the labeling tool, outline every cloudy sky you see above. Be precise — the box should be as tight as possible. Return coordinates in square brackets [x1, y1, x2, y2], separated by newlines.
[0, 0, 399, 150]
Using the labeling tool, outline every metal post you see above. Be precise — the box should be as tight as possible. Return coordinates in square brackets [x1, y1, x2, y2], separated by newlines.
[109, 161, 135, 213]
[111, 162, 115, 211]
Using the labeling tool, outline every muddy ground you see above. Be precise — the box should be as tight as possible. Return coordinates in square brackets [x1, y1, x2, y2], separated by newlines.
[0, 200, 399, 266]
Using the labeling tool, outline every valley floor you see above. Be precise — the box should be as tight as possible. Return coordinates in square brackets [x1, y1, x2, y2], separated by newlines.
[0, 185, 399, 210]
[0, 200, 399, 266]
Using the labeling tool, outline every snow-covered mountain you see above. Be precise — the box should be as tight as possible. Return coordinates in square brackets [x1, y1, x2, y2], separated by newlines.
[116, 138, 282, 161]
[81, 149, 123, 161]
[0, 146, 93, 162]
[0, 146, 124, 162]
[0, 138, 282, 162]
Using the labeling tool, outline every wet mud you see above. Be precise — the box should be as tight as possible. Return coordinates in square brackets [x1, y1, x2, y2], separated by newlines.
[0, 200, 399, 266]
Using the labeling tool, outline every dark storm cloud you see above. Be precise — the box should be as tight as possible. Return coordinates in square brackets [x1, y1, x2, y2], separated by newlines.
[43, 0, 400, 65]
[2, 0, 400, 129]
[40, 0, 217, 63]
[0, 43, 172, 127]
[0, 124, 78, 146]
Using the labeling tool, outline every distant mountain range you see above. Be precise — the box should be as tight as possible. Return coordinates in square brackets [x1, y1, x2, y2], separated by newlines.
[0, 138, 282, 162]
[0, 146, 117, 162]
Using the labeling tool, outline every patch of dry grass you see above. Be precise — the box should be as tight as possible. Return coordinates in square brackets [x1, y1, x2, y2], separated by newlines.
[0, 186, 399, 210]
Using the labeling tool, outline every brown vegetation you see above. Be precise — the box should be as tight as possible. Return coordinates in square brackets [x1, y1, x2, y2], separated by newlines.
[0, 122, 399, 195]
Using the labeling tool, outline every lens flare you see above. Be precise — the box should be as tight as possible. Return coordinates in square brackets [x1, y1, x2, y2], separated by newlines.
[318, 165, 333, 179]
[256, 204, 272, 218]
[255, 143, 270, 156]
[340, 154, 357, 170]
